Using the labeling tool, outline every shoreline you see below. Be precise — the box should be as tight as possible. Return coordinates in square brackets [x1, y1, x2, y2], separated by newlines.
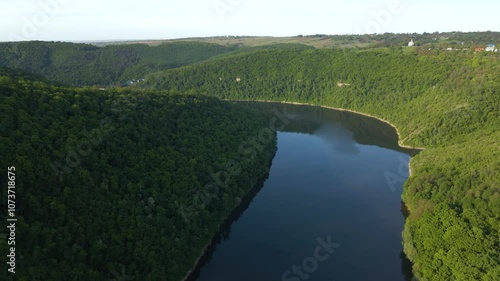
[179, 241, 211, 281]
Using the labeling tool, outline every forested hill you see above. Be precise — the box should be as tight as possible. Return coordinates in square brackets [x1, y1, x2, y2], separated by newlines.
[0, 70, 277, 280]
[0, 41, 239, 86]
[140, 48, 500, 281]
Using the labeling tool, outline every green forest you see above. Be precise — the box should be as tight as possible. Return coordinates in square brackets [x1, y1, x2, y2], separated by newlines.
[0, 39, 499, 281]
[0, 41, 317, 88]
[0, 68, 276, 280]
[0, 41, 240, 86]
[140, 47, 500, 281]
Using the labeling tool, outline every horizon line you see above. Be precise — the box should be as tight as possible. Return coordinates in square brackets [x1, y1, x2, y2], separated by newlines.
[1, 30, 500, 44]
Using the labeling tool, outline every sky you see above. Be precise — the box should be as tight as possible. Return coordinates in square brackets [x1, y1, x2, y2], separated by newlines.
[1, 0, 499, 42]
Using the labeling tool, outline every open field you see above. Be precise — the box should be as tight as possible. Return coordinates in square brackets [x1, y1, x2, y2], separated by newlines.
[92, 36, 375, 48]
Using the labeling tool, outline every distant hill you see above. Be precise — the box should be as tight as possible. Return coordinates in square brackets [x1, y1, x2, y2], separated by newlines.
[124, 31, 500, 49]
[0, 41, 239, 86]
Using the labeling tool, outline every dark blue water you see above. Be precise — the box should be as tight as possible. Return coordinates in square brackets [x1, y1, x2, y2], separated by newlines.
[187, 103, 418, 281]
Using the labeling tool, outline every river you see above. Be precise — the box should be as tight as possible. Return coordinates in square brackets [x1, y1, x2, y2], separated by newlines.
[186, 102, 419, 281]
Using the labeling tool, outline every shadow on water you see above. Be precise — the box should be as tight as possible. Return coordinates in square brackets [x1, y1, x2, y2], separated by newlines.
[401, 201, 415, 280]
[239, 101, 422, 157]
[184, 170, 272, 281]
[401, 251, 415, 281]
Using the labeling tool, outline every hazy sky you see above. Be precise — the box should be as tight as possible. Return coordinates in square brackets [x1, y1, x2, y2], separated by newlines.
[1, 0, 499, 42]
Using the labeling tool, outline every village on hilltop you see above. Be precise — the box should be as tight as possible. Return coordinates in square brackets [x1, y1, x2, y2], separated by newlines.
[408, 38, 498, 52]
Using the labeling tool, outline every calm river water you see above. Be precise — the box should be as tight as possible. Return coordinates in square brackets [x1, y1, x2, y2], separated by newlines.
[187, 103, 419, 281]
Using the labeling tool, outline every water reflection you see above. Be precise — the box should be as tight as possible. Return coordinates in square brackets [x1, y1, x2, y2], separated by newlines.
[314, 123, 361, 155]
[243, 101, 421, 156]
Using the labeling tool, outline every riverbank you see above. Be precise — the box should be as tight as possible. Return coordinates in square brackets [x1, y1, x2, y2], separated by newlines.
[179, 242, 210, 281]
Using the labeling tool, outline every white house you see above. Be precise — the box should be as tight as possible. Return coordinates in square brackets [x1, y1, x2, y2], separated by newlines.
[408, 39, 415, 47]
[486, 44, 495, 52]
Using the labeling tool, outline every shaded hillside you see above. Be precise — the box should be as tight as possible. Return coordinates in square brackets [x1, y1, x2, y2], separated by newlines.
[0, 70, 276, 281]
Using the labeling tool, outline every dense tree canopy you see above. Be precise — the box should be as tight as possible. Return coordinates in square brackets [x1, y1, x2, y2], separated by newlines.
[0, 71, 276, 281]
